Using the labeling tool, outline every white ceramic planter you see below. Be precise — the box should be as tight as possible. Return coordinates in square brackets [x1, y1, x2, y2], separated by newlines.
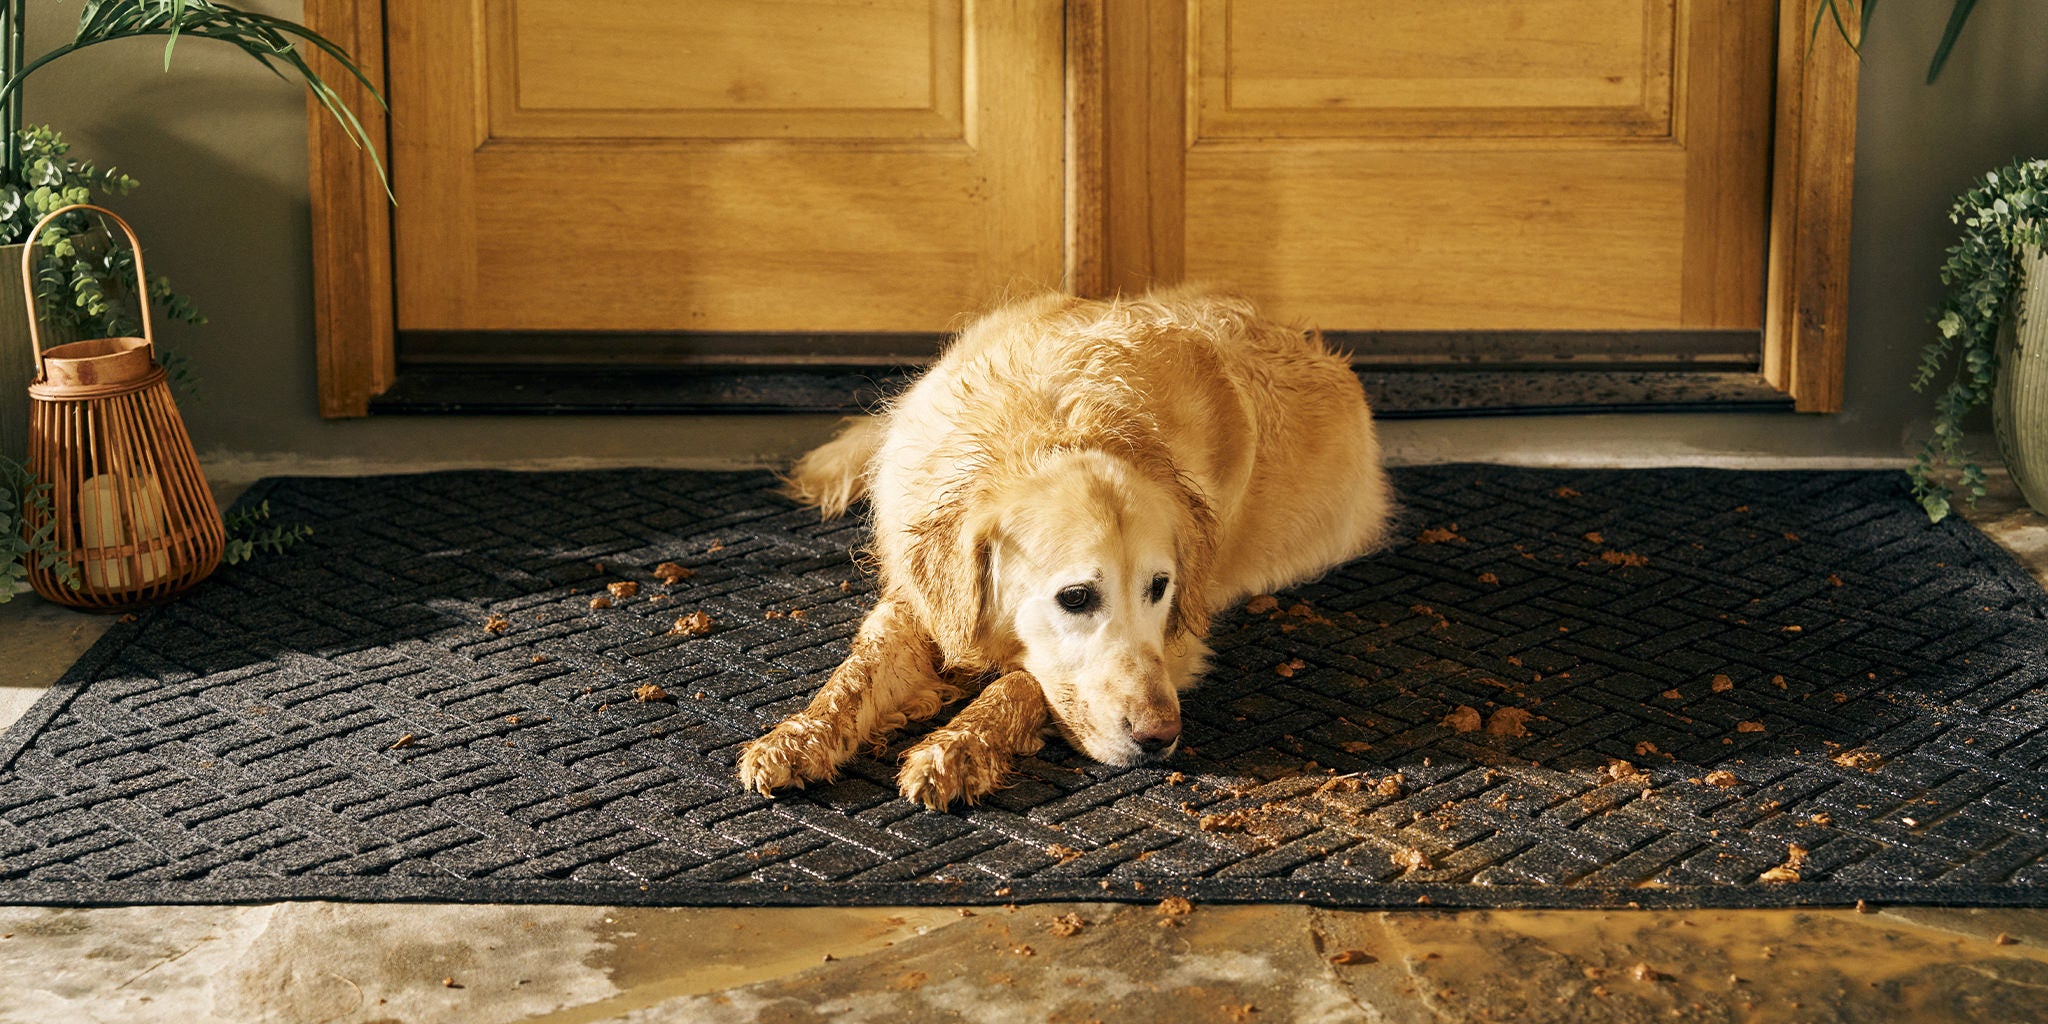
[1994, 243, 2048, 515]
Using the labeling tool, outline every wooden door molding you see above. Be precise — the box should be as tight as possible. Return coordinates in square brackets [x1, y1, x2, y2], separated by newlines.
[312, 1, 1857, 417]
[306, 0, 394, 419]
[1066, 0, 1186, 299]
[1763, 0, 1860, 413]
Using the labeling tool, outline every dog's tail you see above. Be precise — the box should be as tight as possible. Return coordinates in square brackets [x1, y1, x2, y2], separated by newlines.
[782, 416, 885, 519]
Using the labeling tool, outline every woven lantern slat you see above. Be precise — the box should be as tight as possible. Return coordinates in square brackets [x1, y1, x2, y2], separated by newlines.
[20, 204, 222, 611]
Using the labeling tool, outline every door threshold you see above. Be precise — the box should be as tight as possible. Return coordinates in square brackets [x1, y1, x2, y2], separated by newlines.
[365, 366, 1791, 417]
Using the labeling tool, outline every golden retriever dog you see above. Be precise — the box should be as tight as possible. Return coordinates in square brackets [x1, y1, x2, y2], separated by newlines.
[736, 287, 1392, 808]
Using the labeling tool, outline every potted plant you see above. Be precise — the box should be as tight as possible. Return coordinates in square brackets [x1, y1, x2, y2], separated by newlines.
[1908, 160, 2048, 521]
[0, 0, 382, 598]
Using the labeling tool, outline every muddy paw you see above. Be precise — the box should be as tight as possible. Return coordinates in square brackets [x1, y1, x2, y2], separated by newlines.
[897, 729, 1011, 810]
[736, 716, 850, 796]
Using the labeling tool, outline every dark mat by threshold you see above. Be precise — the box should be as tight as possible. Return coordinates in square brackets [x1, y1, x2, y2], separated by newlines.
[4, 466, 2047, 909]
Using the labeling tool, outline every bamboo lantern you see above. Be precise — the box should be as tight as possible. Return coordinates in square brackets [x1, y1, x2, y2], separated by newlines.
[20, 204, 222, 610]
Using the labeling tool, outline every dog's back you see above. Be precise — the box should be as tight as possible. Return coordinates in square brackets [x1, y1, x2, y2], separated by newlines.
[791, 287, 1392, 614]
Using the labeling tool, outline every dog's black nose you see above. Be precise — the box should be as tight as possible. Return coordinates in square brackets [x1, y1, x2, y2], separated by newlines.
[1131, 719, 1181, 756]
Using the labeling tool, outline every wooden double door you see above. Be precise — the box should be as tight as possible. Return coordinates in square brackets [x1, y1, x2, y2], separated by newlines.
[309, 1, 1855, 412]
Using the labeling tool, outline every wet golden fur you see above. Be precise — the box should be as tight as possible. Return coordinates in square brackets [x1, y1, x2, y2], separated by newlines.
[737, 287, 1392, 808]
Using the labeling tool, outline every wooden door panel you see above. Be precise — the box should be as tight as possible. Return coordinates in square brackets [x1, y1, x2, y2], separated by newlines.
[1156, 0, 1776, 332]
[472, 148, 998, 329]
[389, 0, 1061, 332]
[1200, 0, 1675, 137]
[490, 0, 964, 139]
[1185, 148, 1687, 330]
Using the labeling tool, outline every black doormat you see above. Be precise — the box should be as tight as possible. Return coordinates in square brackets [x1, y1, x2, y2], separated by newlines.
[4, 466, 2047, 910]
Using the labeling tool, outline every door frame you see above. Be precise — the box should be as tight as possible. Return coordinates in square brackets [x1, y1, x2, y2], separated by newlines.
[306, 0, 394, 418]
[308, 0, 1858, 417]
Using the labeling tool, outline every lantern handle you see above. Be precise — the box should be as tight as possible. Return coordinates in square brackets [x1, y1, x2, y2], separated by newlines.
[19, 203, 155, 378]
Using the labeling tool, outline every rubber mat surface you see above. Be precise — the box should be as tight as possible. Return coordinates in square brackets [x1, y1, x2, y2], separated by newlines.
[4, 466, 2046, 908]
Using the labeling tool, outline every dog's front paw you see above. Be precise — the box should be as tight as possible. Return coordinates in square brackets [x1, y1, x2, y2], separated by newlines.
[737, 715, 851, 796]
[897, 729, 1013, 811]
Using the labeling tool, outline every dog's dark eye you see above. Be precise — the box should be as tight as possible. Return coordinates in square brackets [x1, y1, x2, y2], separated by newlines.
[1056, 585, 1098, 614]
[1149, 574, 1170, 604]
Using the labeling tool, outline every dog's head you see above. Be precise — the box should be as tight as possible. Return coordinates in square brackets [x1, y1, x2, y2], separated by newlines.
[904, 446, 1216, 765]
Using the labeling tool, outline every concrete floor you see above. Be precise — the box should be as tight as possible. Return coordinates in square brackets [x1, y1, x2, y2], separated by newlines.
[3, 470, 2047, 1023]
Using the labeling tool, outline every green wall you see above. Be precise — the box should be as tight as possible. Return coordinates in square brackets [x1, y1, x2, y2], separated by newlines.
[24, 1, 2048, 478]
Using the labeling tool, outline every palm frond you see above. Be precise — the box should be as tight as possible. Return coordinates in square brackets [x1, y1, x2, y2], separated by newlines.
[4, 1, 387, 196]
[160, 0, 188, 69]
[1811, 0, 1880, 55]
[1812, 0, 1981, 84]
[1926, 0, 1979, 83]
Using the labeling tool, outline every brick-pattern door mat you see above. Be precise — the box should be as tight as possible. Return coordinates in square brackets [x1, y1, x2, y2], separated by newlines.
[4, 467, 2046, 909]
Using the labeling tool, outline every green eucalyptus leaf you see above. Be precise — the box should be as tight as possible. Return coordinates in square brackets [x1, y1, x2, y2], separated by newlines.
[222, 499, 311, 566]
[0, 456, 74, 599]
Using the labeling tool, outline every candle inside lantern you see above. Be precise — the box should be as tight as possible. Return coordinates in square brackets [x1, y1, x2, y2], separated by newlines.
[77, 472, 171, 590]
[132, 474, 171, 584]
[78, 474, 127, 590]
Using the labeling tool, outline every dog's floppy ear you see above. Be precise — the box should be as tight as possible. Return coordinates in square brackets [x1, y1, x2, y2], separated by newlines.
[1168, 479, 1220, 643]
[904, 497, 994, 670]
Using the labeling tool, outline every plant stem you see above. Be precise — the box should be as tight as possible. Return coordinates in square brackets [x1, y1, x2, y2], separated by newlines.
[0, 0, 20, 180]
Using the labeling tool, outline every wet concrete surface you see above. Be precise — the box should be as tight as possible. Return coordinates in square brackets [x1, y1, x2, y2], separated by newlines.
[3, 470, 2047, 1022]
[564, 904, 2048, 1024]
[0, 901, 2043, 1023]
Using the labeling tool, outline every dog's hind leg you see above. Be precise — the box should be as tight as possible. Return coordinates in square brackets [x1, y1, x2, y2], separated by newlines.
[781, 416, 885, 519]
[737, 594, 960, 796]
[897, 670, 1047, 810]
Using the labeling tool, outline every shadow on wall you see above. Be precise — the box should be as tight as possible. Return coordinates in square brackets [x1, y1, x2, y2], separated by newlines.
[83, 98, 315, 442]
